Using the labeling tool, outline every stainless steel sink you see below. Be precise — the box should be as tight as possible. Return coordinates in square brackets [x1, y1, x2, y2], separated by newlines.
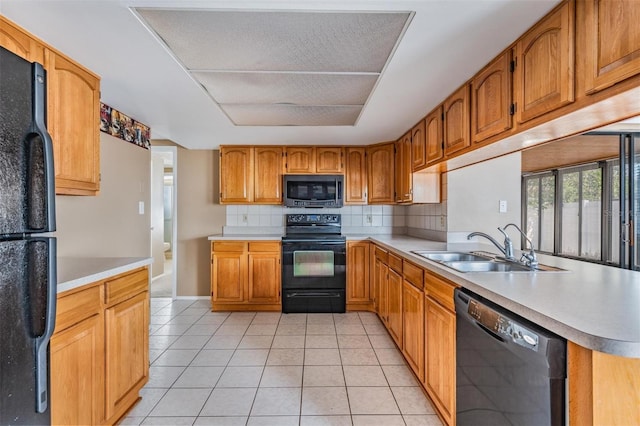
[412, 251, 492, 262]
[443, 260, 533, 272]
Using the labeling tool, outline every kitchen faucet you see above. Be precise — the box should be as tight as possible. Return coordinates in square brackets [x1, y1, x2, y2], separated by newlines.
[504, 223, 539, 269]
[467, 228, 515, 261]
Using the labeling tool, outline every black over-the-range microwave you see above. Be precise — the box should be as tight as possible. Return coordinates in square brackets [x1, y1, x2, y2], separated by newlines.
[283, 174, 343, 208]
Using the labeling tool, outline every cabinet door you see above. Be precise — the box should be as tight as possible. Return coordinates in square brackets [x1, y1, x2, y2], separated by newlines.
[387, 268, 403, 348]
[0, 17, 44, 63]
[220, 147, 253, 203]
[425, 296, 456, 426]
[583, 0, 640, 94]
[395, 133, 412, 203]
[248, 252, 281, 304]
[105, 291, 149, 421]
[254, 147, 283, 204]
[471, 51, 513, 143]
[411, 120, 427, 171]
[285, 147, 315, 173]
[212, 250, 247, 303]
[444, 84, 471, 155]
[366, 143, 395, 204]
[402, 281, 425, 382]
[51, 313, 105, 426]
[347, 241, 371, 304]
[45, 49, 101, 195]
[316, 147, 344, 173]
[425, 106, 444, 164]
[515, 1, 574, 123]
[345, 147, 367, 204]
[376, 259, 389, 324]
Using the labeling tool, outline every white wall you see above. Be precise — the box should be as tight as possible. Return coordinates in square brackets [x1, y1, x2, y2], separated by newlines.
[446, 152, 522, 243]
[55, 133, 151, 258]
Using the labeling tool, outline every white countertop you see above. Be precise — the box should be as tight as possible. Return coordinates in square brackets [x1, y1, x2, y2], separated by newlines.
[57, 256, 152, 294]
[208, 234, 283, 241]
[369, 235, 640, 358]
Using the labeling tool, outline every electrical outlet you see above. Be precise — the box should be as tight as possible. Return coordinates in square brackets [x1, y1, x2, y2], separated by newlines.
[242, 213, 248, 223]
[366, 214, 373, 224]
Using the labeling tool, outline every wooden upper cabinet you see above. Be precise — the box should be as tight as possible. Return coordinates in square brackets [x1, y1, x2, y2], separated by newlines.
[285, 147, 315, 173]
[583, 0, 640, 94]
[345, 147, 367, 204]
[515, 0, 575, 123]
[411, 120, 427, 172]
[395, 133, 412, 203]
[425, 106, 444, 165]
[443, 84, 471, 156]
[254, 147, 283, 203]
[471, 50, 514, 143]
[316, 147, 344, 173]
[366, 143, 395, 204]
[220, 147, 253, 203]
[0, 16, 44, 63]
[45, 49, 101, 195]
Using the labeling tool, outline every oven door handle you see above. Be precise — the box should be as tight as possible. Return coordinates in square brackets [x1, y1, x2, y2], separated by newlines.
[286, 292, 343, 298]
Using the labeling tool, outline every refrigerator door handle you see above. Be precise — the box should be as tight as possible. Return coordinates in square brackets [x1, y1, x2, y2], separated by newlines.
[34, 238, 56, 413]
[30, 62, 56, 233]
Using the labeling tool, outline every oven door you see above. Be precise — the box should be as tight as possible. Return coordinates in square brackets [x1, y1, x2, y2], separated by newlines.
[281, 239, 346, 290]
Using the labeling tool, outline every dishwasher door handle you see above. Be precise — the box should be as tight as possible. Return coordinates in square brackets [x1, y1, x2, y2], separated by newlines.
[475, 321, 506, 343]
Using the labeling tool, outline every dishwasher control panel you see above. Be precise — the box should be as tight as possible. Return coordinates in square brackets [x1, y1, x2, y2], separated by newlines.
[468, 299, 539, 350]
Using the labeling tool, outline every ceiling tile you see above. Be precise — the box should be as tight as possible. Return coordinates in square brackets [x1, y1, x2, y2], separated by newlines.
[221, 104, 362, 126]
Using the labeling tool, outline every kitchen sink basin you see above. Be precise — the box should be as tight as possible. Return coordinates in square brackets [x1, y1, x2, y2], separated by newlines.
[411, 251, 492, 262]
[443, 260, 533, 272]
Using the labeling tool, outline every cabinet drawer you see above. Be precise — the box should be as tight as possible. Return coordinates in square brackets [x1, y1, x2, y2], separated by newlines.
[388, 252, 403, 274]
[105, 268, 149, 307]
[56, 284, 103, 331]
[403, 261, 424, 290]
[424, 271, 457, 312]
[213, 242, 247, 252]
[249, 241, 280, 252]
[374, 246, 388, 263]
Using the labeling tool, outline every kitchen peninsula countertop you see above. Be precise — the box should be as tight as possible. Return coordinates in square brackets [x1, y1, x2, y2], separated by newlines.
[208, 234, 283, 241]
[57, 256, 152, 294]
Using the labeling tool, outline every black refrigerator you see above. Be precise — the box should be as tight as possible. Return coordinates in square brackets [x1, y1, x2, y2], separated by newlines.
[0, 46, 57, 425]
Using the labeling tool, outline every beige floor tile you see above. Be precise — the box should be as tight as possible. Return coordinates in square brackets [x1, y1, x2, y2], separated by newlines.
[168, 335, 211, 350]
[368, 334, 396, 348]
[304, 348, 342, 365]
[173, 366, 224, 388]
[238, 335, 274, 349]
[167, 315, 202, 325]
[382, 365, 419, 386]
[347, 387, 400, 415]
[118, 416, 144, 425]
[250, 387, 302, 416]
[351, 415, 405, 425]
[301, 387, 350, 415]
[149, 335, 179, 350]
[228, 349, 269, 366]
[191, 350, 234, 367]
[214, 324, 250, 336]
[300, 415, 353, 426]
[260, 366, 303, 387]
[358, 312, 382, 324]
[141, 416, 196, 425]
[303, 365, 346, 387]
[374, 348, 407, 365]
[340, 348, 379, 365]
[272, 335, 305, 348]
[146, 366, 186, 388]
[125, 388, 168, 417]
[363, 323, 388, 335]
[307, 324, 337, 335]
[200, 388, 257, 416]
[252, 312, 282, 324]
[343, 365, 388, 387]
[193, 417, 247, 426]
[153, 324, 192, 336]
[403, 414, 445, 426]
[152, 349, 199, 366]
[204, 335, 242, 350]
[217, 366, 264, 388]
[306, 314, 335, 324]
[267, 348, 305, 365]
[278, 313, 307, 325]
[276, 324, 307, 335]
[337, 335, 372, 349]
[246, 324, 278, 335]
[305, 335, 338, 349]
[247, 416, 300, 426]
[391, 387, 436, 415]
[149, 388, 211, 416]
[335, 323, 366, 335]
[183, 324, 221, 336]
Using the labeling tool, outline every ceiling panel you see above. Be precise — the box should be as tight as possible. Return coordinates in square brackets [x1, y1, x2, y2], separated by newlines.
[192, 71, 378, 105]
[221, 104, 362, 126]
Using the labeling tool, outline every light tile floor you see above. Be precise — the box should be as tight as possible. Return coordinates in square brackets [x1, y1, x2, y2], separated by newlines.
[121, 298, 444, 426]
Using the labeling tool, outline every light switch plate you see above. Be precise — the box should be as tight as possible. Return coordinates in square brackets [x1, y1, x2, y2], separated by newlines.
[139, 201, 145, 215]
[499, 200, 507, 213]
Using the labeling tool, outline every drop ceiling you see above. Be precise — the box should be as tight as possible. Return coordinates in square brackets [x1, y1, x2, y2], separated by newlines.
[0, 0, 561, 149]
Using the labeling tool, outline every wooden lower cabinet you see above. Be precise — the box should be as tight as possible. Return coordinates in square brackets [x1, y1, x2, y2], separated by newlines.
[402, 280, 425, 381]
[346, 241, 371, 310]
[51, 311, 104, 426]
[424, 295, 456, 426]
[211, 241, 281, 311]
[51, 267, 149, 425]
[387, 268, 403, 347]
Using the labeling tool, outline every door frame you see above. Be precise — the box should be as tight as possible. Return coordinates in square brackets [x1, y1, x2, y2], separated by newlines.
[150, 145, 178, 298]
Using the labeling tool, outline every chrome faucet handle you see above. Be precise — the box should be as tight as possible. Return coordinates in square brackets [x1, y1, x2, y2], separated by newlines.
[497, 227, 515, 260]
[504, 223, 538, 267]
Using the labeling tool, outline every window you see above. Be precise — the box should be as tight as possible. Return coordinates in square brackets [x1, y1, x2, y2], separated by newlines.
[523, 173, 555, 253]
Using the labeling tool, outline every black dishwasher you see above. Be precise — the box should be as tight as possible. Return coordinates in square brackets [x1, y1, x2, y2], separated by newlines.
[455, 288, 566, 426]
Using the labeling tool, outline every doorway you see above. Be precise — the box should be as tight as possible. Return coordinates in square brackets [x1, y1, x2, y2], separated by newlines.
[150, 146, 177, 298]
